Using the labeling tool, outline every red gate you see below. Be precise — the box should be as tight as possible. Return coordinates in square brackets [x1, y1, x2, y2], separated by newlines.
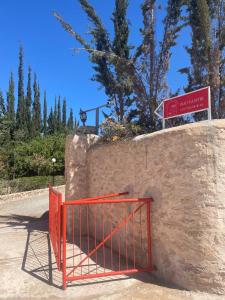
[49, 186, 153, 289]
[49, 185, 62, 270]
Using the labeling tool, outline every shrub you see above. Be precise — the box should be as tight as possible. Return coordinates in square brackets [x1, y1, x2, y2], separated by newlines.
[100, 118, 143, 142]
[0, 134, 66, 179]
[0, 175, 65, 195]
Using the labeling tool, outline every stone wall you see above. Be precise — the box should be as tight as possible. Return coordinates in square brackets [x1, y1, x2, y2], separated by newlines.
[65, 120, 225, 294]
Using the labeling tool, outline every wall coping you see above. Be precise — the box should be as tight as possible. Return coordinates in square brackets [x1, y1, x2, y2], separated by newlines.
[87, 119, 225, 151]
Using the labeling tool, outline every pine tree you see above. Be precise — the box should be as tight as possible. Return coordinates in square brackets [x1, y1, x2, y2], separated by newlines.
[7, 72, 15, 123]
[43, 90, 47, 134]
[57, 96, 61, 131]
[25, 66, 32, 136]
[67, 108, 74, 131]
[16, 45, 25, 129]
[62, 97, 67, 129]
[32, 74, 42, 135]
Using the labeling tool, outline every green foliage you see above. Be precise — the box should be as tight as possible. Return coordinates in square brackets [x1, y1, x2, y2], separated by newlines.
[113, 0, 129, 58]
[67, 108, 74, 131]
[12, 134, 65, 177]
[55, 0, 134, 123]
[16, 45, 25, 130]
[133, 0, 184, 131]
[54, 97, 58, 131]
[0, 134, 65, 181]
[0, 90, 5, 116]
[47, 107, 55, 134]
[57, 96, 62, 132]
[111, 0, 134, 122]
[0, 46, 78, 193]
[43, 90, 47, 134]
[7, 72, 15, 123]
[25, 66, 32, 136]
[55, 0, 184, 130]
[1, 46, 75, 142]
[0, 175, 65, 195]
[100, 118, 143, 142]
[181, 0, 225, 120]
[32, 74, 42, 136]
[62, 97, 67, 129]
[0, 118, 11, 147]
[0, 92, 12, 179]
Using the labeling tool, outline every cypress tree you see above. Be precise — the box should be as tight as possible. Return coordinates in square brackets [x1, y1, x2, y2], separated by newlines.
[111, 0, 133, 122]
[7, 72, 15, 123]
[54, 97, 57, 131]
[74, 117, 79, 131]
[57, 96, 61, 131]
[0, 91, 5, 117]
[43, 90, 47, 134]
[67, 108, 74, 131]
[32, 74, 41, 135]
[16, 45, 25, 129]
[25, 66, 32, 136]
[180, 0, 211, 120]
[47, 107, 54, 134]
[62, 97, 67, 129]
[0, 91, 11, 147]
[55, 0, 183, 130]
[113, 0, 129, 58]
[180, 0, 225, 119]
[134, 0, 184, 130]
[37, 84, 42, 132]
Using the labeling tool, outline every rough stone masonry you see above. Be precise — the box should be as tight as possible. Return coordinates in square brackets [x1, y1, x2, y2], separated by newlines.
[65, 120, 225, 295]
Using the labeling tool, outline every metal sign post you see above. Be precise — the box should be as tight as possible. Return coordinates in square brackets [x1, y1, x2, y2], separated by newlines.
[208, 86, 212, 121]
[154, 86, 211, 129]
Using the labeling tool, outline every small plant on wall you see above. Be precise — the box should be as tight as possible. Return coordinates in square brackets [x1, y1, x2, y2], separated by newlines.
[100, 118, 143, 143]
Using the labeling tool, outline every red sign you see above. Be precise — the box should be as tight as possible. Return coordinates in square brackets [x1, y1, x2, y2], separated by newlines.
[163, 87, 210, 119]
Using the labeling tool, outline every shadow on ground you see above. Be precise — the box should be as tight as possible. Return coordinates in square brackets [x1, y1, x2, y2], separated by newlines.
[0, 212, 184, 291]
[0, 212, 61, 288]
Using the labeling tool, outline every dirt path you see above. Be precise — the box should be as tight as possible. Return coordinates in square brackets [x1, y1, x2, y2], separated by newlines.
[0, 188, 223, 300]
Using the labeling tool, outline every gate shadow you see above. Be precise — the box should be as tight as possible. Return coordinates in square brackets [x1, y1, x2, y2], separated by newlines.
[65, 235, 148, 288]
[65, 235, 181, 290]
[64, 227, 164, 289]
[0, 212, 62, 289]
[0, 212, 140, 289]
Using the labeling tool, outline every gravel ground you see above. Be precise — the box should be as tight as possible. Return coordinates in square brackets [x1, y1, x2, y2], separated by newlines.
[0, 188, 224, 300]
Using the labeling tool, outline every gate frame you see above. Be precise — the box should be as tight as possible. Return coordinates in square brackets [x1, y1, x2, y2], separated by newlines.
[49, 184, 62, 271]
[62, 197, 153, 289]
[48, 186, 153, 290]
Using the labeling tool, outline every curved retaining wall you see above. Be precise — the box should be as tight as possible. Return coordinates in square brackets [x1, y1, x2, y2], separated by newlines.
[65, 120, 225, 294]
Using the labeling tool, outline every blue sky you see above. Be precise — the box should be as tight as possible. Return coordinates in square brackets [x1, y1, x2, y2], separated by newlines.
[0, 0, 190, 125]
